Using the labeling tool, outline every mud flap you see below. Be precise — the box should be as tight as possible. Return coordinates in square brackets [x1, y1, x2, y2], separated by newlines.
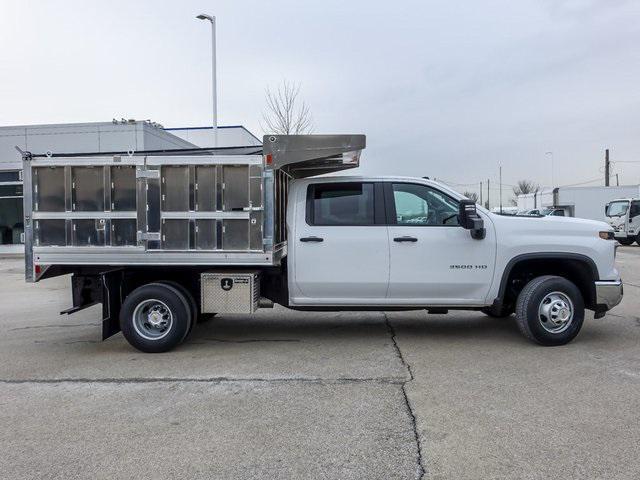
[101, 270, 124, 340]
[60, 270, 124, 340]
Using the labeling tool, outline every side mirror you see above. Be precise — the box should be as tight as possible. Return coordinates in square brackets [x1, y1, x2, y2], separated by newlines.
[458, 199, 485, 240]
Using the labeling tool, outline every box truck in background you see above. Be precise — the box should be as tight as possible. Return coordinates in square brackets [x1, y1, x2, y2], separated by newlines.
[605, 198, 640, 245]
[518, 185, 640, 221]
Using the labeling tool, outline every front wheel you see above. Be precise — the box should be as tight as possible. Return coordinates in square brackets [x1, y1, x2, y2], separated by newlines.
[618, 237, 634, 246]
[515, 275, 584, 346]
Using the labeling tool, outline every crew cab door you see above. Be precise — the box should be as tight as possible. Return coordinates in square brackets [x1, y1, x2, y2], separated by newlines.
[385, 182, 496, 305]
[289, 181, 389, 305]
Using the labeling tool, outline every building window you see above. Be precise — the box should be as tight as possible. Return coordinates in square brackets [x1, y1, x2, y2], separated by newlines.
[0, 169, 25, 245]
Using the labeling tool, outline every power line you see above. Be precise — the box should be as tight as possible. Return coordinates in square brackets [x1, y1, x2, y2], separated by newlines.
[556, 177, 603, 188]
[440, 176, 606, 191]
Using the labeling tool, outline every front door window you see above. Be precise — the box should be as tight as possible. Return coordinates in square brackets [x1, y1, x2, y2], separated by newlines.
[392, 183, 459, 226]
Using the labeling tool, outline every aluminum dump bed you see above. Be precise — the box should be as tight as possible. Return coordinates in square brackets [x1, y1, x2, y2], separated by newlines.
[22, 134, 365, 281]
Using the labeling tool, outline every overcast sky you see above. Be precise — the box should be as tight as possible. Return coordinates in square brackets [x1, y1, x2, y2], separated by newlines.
[1, 0, 639, 201]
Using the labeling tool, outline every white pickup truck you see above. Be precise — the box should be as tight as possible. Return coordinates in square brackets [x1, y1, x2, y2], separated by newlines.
[21, 135, 623, 352]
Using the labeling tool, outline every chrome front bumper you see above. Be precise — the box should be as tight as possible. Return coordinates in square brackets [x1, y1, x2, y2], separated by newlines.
[595, 280, 623, 310]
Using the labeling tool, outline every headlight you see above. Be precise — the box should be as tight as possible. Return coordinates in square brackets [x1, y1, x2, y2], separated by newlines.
[599, 231, 615, 240]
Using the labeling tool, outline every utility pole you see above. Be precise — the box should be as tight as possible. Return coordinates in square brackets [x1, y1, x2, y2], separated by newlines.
[499, 166, 503, 214]
[605, 149, 610, 186]
[486, 179, 490, 210]
[480, 181, 483, 205]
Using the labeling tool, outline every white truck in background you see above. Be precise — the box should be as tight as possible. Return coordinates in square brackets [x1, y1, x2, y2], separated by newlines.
[21, 135, 623, 352]
[605, 198, 640, 245]
[517, 185, 640, 221]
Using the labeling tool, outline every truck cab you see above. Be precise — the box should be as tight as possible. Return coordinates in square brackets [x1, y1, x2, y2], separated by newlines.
[605, 198, 640, 245]
[287, 175, 622, 347]
[289, 177, 495, 306]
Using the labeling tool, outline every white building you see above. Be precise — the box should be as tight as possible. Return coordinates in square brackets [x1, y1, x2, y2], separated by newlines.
[0, 121, 261, 250]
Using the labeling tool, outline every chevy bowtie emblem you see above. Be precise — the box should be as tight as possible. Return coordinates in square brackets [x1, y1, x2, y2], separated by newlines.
[221, 278, 233, 291]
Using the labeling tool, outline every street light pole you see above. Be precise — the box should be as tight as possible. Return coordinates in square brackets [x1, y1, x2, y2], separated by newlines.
[499, 165, 503, 214]
[196, 14, 218, 147]
[545, 151, 554, 187]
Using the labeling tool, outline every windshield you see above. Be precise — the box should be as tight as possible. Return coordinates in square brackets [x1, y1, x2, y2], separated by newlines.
[606, 201, 629, 217]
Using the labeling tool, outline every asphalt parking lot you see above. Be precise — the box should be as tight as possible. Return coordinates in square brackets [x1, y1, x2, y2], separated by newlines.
[1, 249, 639, 479]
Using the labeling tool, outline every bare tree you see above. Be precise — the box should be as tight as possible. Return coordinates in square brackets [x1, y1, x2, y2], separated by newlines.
[512, 180, 539, 197]
[463, 191, 479, 203]
[511, 179, 540, 206]
[262, 81, 313, 135]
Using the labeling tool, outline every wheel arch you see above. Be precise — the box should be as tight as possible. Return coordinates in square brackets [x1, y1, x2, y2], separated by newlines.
[494, 253, 599, 311]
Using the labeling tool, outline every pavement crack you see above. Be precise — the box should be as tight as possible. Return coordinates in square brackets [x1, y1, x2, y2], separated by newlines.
[606, 313, 640, 325]
[383, 313, 426, 480]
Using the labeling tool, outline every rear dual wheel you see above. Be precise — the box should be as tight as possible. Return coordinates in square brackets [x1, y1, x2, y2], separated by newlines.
[120, 282, 196, 353]
[618, 237, 634, 246]
[161, 281, 198, 333]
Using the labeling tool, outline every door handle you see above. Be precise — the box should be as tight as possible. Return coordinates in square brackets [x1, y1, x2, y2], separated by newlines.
[300, 236, 324, 242]
[393, 236, 418, 242]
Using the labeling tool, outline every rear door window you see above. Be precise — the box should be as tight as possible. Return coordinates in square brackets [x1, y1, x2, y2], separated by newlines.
[307, 183, 375, 226]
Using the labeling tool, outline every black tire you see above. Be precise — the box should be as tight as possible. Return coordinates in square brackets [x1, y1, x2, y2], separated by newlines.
[481, 306, 514, 318]
[636, 234, 640, 246]
[618, 237, 634, 246]
[120, 282, 192, 353]
[515, 275, 584, 346]
[159, 281, 198, 334]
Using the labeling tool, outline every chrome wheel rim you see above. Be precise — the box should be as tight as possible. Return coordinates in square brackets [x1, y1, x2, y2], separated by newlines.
[132, 299, 173, 340]
[538, 291, 574, 334]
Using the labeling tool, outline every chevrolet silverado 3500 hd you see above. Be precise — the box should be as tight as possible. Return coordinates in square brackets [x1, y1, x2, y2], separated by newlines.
[21, 135, 623, 352]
